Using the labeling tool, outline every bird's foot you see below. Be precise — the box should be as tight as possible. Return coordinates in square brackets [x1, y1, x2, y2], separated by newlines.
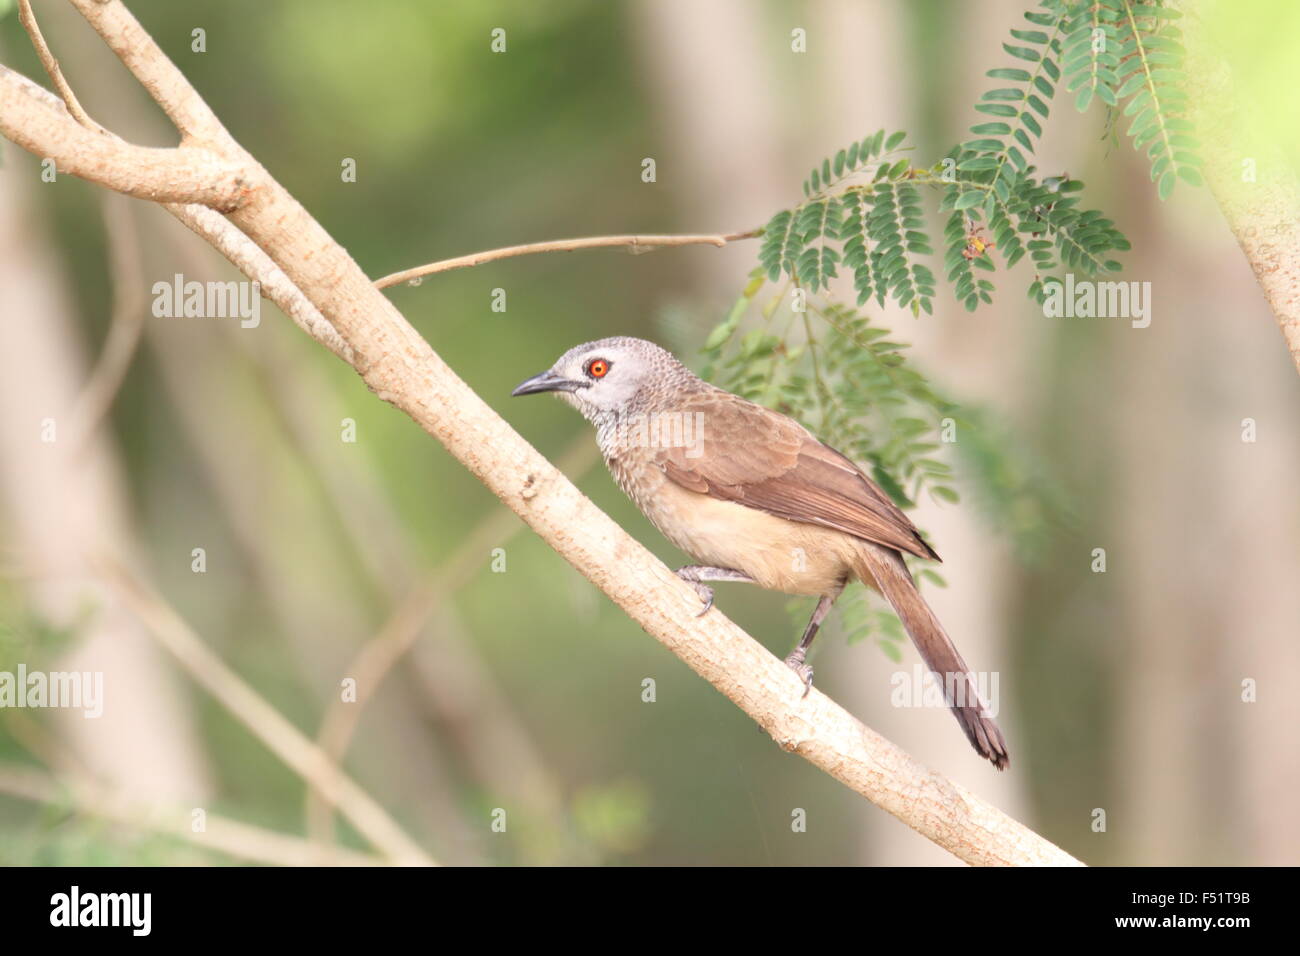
[673, 568, 715, 616]
[784, 651, 815, 698]
[689, 582, 715, 616]
[674, 565, 753, 617]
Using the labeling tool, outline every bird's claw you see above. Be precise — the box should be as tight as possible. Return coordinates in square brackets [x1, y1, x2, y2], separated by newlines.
[784, 653, 814, 698]
[674, 569, 715, 616]
[692, 583, 714, 616]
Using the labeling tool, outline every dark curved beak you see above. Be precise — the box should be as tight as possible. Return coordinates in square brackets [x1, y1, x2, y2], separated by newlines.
[511, 370, 587, 397]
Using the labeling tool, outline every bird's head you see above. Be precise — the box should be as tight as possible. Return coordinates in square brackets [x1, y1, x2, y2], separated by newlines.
[511, 336, 691, 419]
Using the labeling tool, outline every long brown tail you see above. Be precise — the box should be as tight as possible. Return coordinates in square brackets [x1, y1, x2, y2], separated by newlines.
[853, 543, 1010, 770]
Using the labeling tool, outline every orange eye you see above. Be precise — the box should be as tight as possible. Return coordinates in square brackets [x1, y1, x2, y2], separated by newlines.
[587, 359, 610, 379]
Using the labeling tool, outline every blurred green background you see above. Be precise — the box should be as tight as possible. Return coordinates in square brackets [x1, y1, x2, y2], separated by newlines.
[0, 0, 1297, 866]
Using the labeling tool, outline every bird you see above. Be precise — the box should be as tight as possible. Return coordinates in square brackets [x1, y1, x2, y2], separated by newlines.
[511, 336, 1009, 769]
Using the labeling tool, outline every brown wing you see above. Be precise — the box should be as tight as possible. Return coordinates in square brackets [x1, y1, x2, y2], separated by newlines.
[655, 391, 940, 561]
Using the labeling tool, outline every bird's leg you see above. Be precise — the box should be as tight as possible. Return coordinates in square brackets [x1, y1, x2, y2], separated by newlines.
[785, 594, 836, 698]
[674, 565, 754, 616]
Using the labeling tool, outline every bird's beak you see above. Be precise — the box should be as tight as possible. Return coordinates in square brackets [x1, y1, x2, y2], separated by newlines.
[510, 369, 586, 397]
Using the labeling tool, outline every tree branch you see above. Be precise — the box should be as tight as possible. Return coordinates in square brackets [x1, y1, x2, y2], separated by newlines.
[0, 68, 250, 209]
[0, 60, 351, 361]
[0, 0, 1085, 865]
[166, 202, 353, 360]
[64, 0, 231, 144]
[374, 231, 760, 290]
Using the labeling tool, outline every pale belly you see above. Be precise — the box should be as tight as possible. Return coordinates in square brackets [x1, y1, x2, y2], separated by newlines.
[613, 459, 858, 597]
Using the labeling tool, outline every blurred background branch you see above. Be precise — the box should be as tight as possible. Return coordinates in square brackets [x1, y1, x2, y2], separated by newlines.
[101, 558, 436, 866]
[1173, 0, 1300, 373]
[0, 763, 385, 866]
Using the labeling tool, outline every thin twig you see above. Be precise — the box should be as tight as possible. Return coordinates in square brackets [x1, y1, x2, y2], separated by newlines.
[374, 231, 760, 289]
[16, 0, 104, 132]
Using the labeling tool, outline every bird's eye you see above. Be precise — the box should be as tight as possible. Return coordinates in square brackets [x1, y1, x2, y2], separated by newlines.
[586, 358, 610, 379]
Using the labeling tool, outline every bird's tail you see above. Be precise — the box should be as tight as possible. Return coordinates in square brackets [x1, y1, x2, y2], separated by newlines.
[852, 543, 1010, 770]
